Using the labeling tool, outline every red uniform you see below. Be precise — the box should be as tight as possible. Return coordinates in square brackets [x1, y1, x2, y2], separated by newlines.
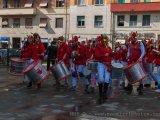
[21, 45, 31, 59]
[95, 43, 113, 63]
[25, 42, 45, 61]
[74, 44, 86, 65]
[128, 42, 141, 62]
[58, 42, 70, 67]
[114, 47, 123, 62]
[145, 48, 157, 63]
[121, 45, 128, 62]
[86, 45, 94, 60]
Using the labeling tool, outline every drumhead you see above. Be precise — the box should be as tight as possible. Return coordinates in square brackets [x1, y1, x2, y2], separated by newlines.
[112, 63, 123, 68]
[23, 60, 39, 73]
[83, 66, 91, 76]
[10, 57, 26, 63]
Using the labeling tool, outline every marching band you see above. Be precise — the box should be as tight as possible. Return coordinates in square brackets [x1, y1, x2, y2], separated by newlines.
[16, 31, 160, 104]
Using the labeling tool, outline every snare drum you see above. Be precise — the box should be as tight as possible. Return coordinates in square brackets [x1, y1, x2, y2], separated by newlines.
[9, 57, 27, 76]
[51, 61, 70, 81]
[124, 61, 148, 84]
[23, 60, 50, 84]
[111, 62, 124, 79]
[87, 60, 98, 70]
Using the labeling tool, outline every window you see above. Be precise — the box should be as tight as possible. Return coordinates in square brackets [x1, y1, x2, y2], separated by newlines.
[2, 18, 9, 28]
[13, 18, 20, 28]
[55, 18, 63, 28]
[3, 0, 8, 8]
[117, 15, 124, 26]
[77, 16, 85, 27]
[40, 0, 48, 7]
[94, 16, 103, 27]
[14, 0, 20, 8]
[78, 0, 85, 5]
[39, 18, 47, 28]
[142, 15, 150, 26]
[129, 15, 137, 26]
[144, 0, 151, 2]
[130, 0, 139, 3]
[56, 0, 64, 7]
[25, 18, 32, 28]
[24, 0, 33, 7]
[118, 0, 125, 3]
[95, 0, 103, 5]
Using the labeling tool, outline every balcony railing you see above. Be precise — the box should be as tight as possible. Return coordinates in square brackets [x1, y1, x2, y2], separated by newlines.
[0, 8, 36, 15]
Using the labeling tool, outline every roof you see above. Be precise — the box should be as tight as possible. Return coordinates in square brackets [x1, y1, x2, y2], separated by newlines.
[111, 2, 160, 13]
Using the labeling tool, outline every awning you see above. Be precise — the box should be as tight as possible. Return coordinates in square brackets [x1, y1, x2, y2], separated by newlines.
[2, 21, 8, 25]
[0, 37, 10, 41]
[115, 39, 125, 44]
[40, 0, 48, 7]
[39, 23, 47, 28]
[24, 0, 33, 7]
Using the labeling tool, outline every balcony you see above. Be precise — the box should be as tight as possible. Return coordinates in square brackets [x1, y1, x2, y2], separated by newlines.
[111, 2, 160, 13]
[0, 8, 36, 16]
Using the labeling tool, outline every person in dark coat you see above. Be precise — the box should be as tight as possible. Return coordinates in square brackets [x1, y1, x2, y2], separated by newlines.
[46, 40, 58, 71]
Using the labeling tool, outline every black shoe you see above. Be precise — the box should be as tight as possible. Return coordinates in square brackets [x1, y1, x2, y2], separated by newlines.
[138, 91, 143, 95]
[27, 82, 32, 88]
[155, 82, 158, 86]
[144, 84, 151, 88]
[37, 83, 41, 89]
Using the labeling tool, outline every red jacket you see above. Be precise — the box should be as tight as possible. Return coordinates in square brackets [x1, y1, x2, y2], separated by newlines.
[74, 44, 86, 65]
[58, 42, 70, 67]
[21, 45, 31, 59]
[128, 42, 141, 62]
[25, 42, 45, 61]
[145, 48, 157, 63]
[114, 47, 123, 61]
[95, 44, 113, 63]
[86, 45, 94, 60]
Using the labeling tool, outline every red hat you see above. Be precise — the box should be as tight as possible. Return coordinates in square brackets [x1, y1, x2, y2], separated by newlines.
[131, 32, 137, 38]
[58, 36, 64, 42]
[115, 42, 121, 46]
[148, 40, 153, 45]
[97, 35, 102, 41]
[87, 40, 92, 44]
[73, 36, 80, 42]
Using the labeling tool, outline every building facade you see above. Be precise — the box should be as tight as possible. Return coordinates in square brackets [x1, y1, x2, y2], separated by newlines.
[69, 0, 111, 41]
[111, 2, 160, 44]
[0, 0, 70, 48]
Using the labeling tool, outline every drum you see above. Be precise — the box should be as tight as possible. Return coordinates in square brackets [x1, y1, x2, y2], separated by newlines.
[51, 61, 70, 81]
[60, 61, 71, 76]
[23, 60, 50, 84]
[9, 57, 27, 76]
[83, 66, 91, 77]
[146, 63, 154, 72]
[111, 62, 124, 79]
[123, 61, 148, 84]
[87, 60, 98, 70]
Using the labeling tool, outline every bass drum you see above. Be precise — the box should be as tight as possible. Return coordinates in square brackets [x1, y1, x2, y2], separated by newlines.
[9, 57, 27, 76]
[23, 60, 50, 85]
[124, 61, 148, 84]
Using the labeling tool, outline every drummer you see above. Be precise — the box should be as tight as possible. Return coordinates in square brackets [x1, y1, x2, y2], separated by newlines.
[95, 34, 113, 103]
[126, 32, 145, 95]
[70, 36, 89, 94]
[57, 36, 70, 89]
[86, 39, 96, 93]
[23, 33, 45, 88]
[144, 40, 157, 88]
[113, 42, 123, 83]
[153, 40, 160, 92]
